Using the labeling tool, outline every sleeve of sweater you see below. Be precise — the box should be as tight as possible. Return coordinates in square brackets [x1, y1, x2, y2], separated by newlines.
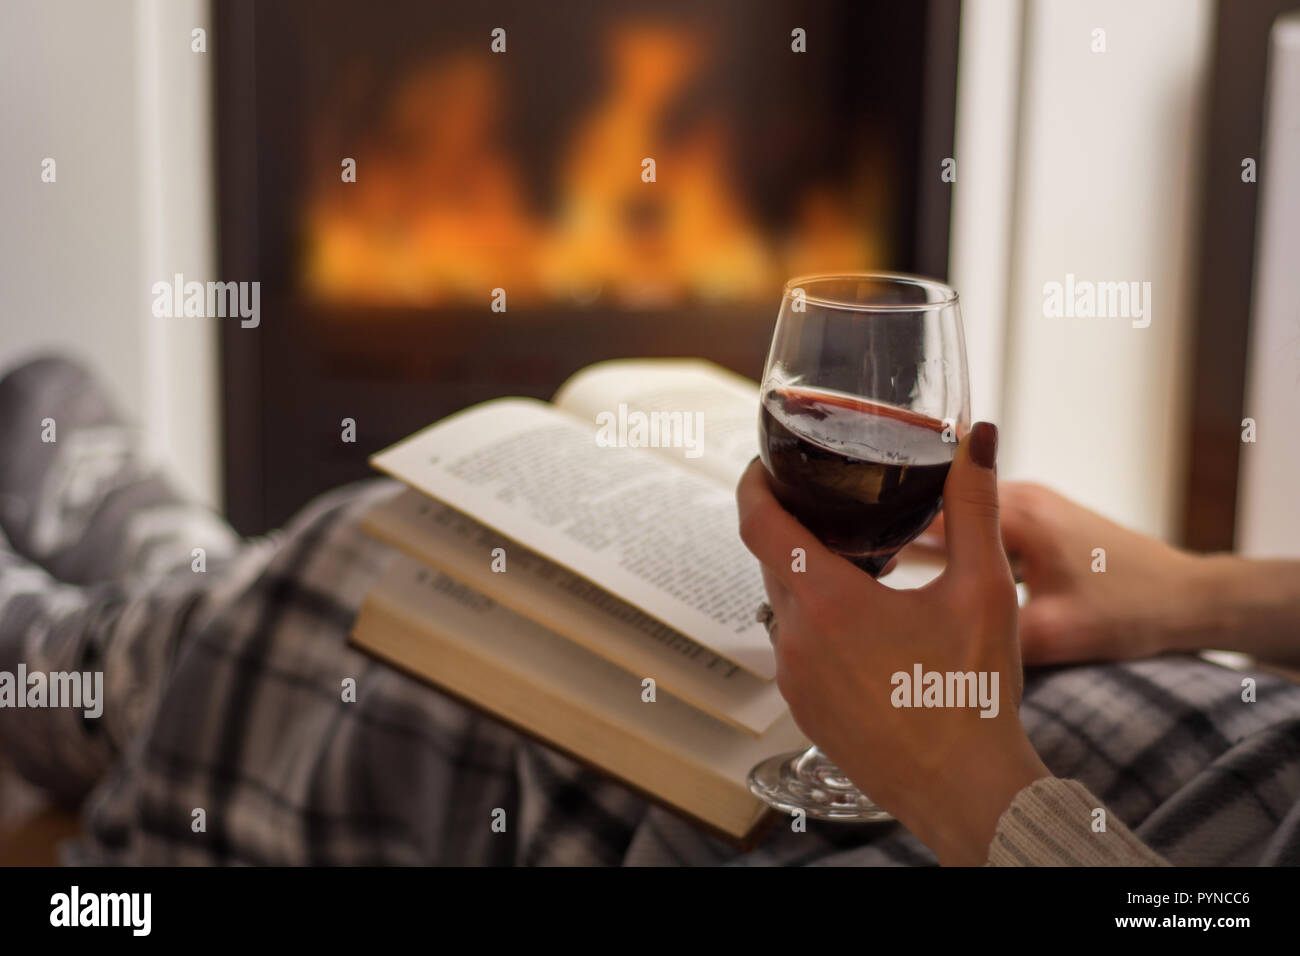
[985, 777, 1171, 866]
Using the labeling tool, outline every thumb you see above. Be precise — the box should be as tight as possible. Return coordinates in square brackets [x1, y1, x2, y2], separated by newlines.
[939, 422, 1009, 580]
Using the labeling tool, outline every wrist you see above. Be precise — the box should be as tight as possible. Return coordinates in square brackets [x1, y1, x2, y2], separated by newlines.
[1165, 552, 1243, 654]
[910, 731, 1051, 866]
[1171, 553, 1300, 665]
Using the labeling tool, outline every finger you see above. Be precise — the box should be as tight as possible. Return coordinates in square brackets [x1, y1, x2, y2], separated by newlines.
[928, 483, 1038, 556]
[907, 517, 1024, 581]
[920, 486, 1029, 582]
[1019, 599, 1095, 665]
[989, 481, 1043, 558]
[938, 422, 1012, 584]
[759, 564, 796, 625]
[736, 458, 864, 598]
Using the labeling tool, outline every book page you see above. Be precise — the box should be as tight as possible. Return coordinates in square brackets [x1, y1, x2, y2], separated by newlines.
[371, 398, 776, 680]
[362, 488, 787, 736]
[555, 358, 951, 590]
[552, 359, 761, 489]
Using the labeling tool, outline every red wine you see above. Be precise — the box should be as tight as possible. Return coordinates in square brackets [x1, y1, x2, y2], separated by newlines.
[759, 385, 954, 576]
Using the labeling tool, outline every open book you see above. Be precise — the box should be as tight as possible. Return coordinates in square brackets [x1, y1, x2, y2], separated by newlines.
[351, 359, 940, 843]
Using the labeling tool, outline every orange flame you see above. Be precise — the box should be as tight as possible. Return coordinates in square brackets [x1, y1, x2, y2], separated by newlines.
[302, 22, 882, 308]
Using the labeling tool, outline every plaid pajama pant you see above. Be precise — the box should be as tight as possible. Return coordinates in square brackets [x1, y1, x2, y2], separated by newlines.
[1, 357, 1298, 866]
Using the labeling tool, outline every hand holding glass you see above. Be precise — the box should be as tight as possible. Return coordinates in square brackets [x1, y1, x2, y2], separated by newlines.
[749, 273, 970, 821]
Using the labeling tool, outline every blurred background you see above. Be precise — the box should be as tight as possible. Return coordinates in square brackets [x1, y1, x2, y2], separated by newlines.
[1, 0, 1297, 552]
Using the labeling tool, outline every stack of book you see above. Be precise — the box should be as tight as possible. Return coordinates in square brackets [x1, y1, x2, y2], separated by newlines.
[351, 358, 940, 843]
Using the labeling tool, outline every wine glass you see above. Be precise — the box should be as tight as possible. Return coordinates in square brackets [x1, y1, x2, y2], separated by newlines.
[748, 272, 970, 822]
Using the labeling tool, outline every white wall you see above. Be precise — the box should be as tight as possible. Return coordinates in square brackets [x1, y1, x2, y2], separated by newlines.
[0, 0, 219, 508]
[1236, 13, 1300, 558]
[989, 0, 1214, 540]
[948, 0, 1023, 427]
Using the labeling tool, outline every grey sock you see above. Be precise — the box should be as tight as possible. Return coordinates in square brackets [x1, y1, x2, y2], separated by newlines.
[0, 356, 236, 584]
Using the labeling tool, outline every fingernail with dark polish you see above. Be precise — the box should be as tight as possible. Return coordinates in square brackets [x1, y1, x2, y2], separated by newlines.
[969, 422, 998, 469]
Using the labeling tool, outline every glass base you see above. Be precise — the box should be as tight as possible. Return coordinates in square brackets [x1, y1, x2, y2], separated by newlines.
[748, 747, 894, 822]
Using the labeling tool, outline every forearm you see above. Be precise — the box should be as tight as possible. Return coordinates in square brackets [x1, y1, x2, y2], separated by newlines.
[1171, 555, 1300, 667]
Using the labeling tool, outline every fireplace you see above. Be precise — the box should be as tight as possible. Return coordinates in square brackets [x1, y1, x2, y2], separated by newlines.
[216, 0, 960, 534]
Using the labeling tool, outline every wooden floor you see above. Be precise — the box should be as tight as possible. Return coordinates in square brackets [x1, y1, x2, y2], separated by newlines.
[0, 761, 81, 866]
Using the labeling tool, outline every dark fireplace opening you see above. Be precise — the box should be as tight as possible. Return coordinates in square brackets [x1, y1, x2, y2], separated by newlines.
[216, 0, 960, 534]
